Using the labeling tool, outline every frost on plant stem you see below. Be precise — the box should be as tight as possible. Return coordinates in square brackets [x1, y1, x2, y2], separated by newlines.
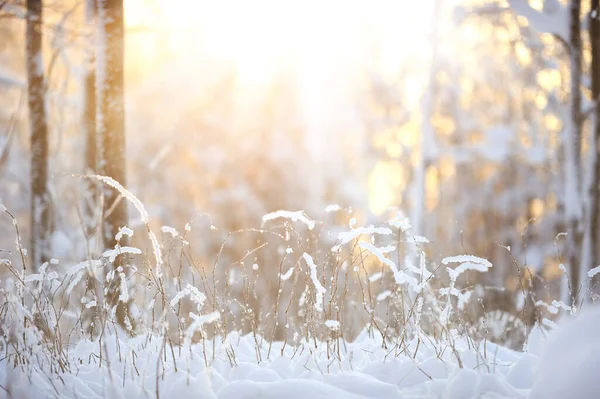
[91, 175, 148, 222]
[442, 254, 492, 280]
[262, 210, 316, 230]
[118, 267, 129, 303]
[376, 290, 391, 302]
[170, 284, 207, 312]
[440, 254, 492, 324]
[183, 311, 220, 349]
[324, 204, 341, 212]
[536, 300, 559, 315]
[161, 225, 179, 237]
[302, 253, 326, 312]
[368, 272, 383, 283]
[101, 246, 142, 263]
[87, 175, 163, 270]
[588, 265, 600, 278]
[324, 320, 340, 330]
[411, 235, 429, 243]
[280, 267, 294, 281]
[66, 259, 102, 294]
[331, 226, 393, 252]
[115, 226, 133, 242]
[388, 212, 412, 232]
[358, 241, 419, 290]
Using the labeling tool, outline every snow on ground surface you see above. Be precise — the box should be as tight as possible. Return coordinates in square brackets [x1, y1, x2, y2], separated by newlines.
[1, 306, 599, 399]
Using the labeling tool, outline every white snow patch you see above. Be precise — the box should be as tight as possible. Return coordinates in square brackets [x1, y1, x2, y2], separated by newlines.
[262, 210, 316, 230]
[302, 253, 326, 312]
[588, 265, 600, 278]
[376, 290, 392, 302]
[325, 204, 341, 212]
[324, 320, 340, 330]
[161, 225, 179, 237]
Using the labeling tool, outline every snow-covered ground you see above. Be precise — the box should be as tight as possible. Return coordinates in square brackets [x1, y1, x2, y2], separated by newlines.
[1, 306, 598, 399]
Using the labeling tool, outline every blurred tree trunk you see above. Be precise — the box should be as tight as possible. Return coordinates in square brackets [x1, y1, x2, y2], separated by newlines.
[588, 0, 600, 288]
[97, 0, 127, 249]
[566, 0, 583, 305]
[411, 0, 441, 238]
[26, 0, 51, 270]
[83, 0, 99, 238]
[97, 0, 130, 329]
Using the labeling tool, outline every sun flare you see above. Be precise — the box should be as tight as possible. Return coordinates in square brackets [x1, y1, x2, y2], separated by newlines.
[127, 0, 432, 87]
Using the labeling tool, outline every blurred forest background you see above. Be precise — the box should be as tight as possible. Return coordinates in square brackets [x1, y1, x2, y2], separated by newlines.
[0, 0, 599, 328]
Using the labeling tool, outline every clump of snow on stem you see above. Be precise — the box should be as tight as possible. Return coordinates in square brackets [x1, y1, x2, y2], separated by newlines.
[302, 253, 326, 312]
[332, 226, 393, 252]
[262, 210, 316, 230]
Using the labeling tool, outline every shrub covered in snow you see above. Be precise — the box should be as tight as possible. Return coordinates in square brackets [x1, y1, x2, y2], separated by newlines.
[0, 195, 596, 398]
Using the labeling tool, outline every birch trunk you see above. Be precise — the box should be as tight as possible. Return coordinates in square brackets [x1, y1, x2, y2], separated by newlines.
[588, 0, 600, 289]
[96, 0, 131, 329]
[26, 0, 51, 270]
[411, 0, 441, 237]
[97, 0, 127, 249]
[565, 0, 584, 305]
[83, 0, 99, 238]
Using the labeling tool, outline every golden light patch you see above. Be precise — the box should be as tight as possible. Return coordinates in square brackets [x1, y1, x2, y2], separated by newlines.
[537, 69, 562, 91]
[530, 198, 545, 219]
[369, 161, 406, 215]
[543, 261, 564, 281]
[426, 165, 439, 211]
[515, 42, 531, 66]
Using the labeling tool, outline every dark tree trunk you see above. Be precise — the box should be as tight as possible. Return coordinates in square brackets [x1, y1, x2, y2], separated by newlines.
[566, 0, 583, 305]
[589, 0, 600, 288]
[27, 0, 51, 270]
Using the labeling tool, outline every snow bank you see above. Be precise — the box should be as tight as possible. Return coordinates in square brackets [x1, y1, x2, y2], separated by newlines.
[530, 306, 600, 399]
[2, 306, 600, 399]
